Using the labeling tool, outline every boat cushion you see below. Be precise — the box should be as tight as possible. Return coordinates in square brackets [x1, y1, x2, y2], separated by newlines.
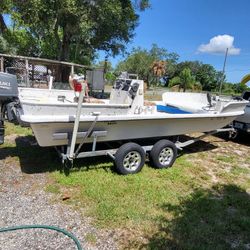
[157, 105, 192, 114]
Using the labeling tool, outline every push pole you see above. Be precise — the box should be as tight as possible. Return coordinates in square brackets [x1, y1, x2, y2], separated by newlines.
[219, 48, 228, 94]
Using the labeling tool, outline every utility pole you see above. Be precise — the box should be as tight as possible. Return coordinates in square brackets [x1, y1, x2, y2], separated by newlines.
[219, 48, 229, 94]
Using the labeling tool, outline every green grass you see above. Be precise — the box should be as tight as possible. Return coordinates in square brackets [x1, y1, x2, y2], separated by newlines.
[51, 157, 197, 228]
[231, 165, 250, 176]
[50, 156, 250, 249]
[84, 233, 97, 244]
[4, 122, 33, 137]
[0, 122, 60, 173]
[216, 155, 235, 163]
[2, 122, 250, 249]
[45, 184, 60, 194]
[145, 184, 250, 249]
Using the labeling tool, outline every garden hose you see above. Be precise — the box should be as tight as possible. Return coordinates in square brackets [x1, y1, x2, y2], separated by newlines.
[0, 224, 82, 250]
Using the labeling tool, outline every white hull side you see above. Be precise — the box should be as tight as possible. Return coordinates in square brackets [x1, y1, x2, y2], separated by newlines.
[31, 115, 237, 147]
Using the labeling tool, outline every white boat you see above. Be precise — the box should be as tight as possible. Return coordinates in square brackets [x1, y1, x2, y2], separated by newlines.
[1, 72, 248, 174]
[18, 77, 248, 147]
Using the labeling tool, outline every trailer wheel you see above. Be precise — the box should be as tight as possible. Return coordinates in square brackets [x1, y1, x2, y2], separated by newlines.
[114, 142, 145, 175]
[150, 140, 177, 169]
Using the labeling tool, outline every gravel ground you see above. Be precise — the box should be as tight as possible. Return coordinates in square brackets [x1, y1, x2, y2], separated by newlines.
[0, 157, 117, 250]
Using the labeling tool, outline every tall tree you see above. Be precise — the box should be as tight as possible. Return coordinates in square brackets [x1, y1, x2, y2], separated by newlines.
[173, 61, 221, 91]
[0, 0, 150, 63]
[233, 82, 250, 93]
[0, 1, 11, 34]
[196, 64, 219, 91]
[169, 68, 199, 92]
[116, 44, 179, 87]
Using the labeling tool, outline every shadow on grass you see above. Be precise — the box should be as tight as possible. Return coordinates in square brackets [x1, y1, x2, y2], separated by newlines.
[215, 131, 250, 147]
[0, 133, 219, 174]
[0, 135, 114, 174]
[0, 135, 60, 173]
[137, 184, 250, 250]
[177, 135, 217, 155]
[0, 133, 224, 175]
[69, 155, 115, 173]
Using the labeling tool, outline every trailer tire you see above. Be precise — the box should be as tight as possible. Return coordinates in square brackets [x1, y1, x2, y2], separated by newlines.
[150, 140, 177, 169]
[114, 142, 145, 175]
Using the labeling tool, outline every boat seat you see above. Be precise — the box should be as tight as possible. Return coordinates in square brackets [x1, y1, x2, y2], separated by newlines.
[156, 105, 192, 114]
[162, 92, 215, 113]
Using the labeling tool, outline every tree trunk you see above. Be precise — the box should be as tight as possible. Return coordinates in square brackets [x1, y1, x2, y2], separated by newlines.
[183, 82, 187, 92]
[0, 14, 7, 34]
[60, 34, 70, 61]
[146, 74, 150, 89]
[60, 26, 71, 82]
[60, 24, 73, 61]
[53, 17, 61, 60]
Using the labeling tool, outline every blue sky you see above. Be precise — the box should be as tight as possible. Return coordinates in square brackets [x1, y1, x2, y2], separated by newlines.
[99, 0, 250, 83]
[3, 1, 249, 83]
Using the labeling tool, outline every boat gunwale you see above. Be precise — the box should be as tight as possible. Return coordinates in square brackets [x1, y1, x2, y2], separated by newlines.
[20, 111, 244, 124]
[20, 99, 131, 108]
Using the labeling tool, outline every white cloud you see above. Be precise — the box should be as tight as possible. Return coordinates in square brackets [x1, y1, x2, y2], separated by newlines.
[197, 35, 240, 55]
